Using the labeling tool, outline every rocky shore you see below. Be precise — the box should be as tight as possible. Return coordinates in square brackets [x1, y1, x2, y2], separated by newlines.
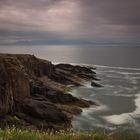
[0, 54, 99, 130]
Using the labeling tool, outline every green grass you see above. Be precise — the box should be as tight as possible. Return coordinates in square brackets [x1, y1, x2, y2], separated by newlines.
[0, 127, 139, 140]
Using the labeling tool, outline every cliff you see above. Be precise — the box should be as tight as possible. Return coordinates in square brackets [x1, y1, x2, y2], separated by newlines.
[0, 54, 98, 130]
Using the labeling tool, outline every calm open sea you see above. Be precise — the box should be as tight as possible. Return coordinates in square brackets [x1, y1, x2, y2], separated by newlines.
[0, 45, 140, 68]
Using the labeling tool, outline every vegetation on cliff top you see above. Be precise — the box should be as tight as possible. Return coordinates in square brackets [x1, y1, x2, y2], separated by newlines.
[0, 127, 139, 140]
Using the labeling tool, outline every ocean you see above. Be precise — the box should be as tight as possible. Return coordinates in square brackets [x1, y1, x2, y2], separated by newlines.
[1, 45, 140, 68]
[1, 45, 140, 133]
[71, 65, 140, 133]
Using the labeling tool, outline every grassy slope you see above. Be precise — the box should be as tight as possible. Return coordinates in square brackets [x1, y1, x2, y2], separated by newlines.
[0, 127, 139, 140]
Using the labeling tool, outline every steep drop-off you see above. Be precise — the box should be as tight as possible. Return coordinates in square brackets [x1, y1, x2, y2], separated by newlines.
[0, 54, 97, 130]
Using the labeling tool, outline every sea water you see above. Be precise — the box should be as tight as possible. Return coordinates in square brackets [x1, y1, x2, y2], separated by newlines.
[71, 65, 140, 133]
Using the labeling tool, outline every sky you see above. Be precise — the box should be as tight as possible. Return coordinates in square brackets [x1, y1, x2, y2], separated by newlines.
[0, 0, 140, 45]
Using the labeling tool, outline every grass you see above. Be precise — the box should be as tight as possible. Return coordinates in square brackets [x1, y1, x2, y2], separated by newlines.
[0, 127, 139, 140]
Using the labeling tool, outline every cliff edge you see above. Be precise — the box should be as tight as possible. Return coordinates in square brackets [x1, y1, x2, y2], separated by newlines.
[0, 54, 97, 130]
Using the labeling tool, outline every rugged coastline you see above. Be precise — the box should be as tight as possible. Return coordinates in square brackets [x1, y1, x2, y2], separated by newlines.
[0, 53, 99, 130]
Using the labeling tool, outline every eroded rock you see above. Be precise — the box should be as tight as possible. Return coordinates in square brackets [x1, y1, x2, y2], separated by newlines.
[0, 54, 97, 130]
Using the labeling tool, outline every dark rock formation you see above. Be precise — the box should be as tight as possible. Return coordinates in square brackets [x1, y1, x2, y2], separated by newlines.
[0, 53, 97, 130]
[91, 81, 102, 87]
[20, 98, 69, 123]
[56, 64, 96, 74]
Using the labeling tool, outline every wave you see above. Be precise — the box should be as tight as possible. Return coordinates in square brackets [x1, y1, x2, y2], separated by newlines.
[82, 104, 110, 117]
[94, 65, 140, 71]
[102, 92, 140, 126]
[53, 62, 140, 72]
[63, 63, 140, 71]
[54, 61, 140, 130]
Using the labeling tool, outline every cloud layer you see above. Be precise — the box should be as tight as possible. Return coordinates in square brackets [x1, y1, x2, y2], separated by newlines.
[0, 0, 140, 45]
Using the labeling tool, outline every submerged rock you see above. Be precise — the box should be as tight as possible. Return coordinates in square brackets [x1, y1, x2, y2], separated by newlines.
[91, 81, 102, 87]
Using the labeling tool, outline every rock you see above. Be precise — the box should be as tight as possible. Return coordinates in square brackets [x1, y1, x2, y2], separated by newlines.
[49, 71, 77, 85]
[45, 91, 79, 104]
[0, 56, 30, 117]
[91, 81, 102, 87]
[0, 53, 97, 130]
[30, 81, 49, 96]
[56, 64, 96, 75]
[92, 76, 100, 81]
[0, 63, 11, 117]
[20, 99, 70, 123]
[55, 64, 97, 82]
[16, 54, 55, 77]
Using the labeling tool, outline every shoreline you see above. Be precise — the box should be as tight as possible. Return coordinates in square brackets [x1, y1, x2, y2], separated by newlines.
[70, 65, 140, 134]
[0, 53, 100, 130]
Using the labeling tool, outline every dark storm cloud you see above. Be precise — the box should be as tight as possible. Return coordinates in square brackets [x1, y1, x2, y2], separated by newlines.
[80, 0, 140, 25]
[79, 0, 140, 43]
[0, 0, 57, 9]
[0, 0, 140, 45]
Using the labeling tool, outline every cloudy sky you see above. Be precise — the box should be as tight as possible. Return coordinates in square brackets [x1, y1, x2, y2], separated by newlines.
[0, 0, 140, 45]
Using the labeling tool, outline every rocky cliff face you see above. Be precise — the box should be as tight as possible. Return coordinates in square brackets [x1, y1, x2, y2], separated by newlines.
[0, 55, 30, 117]
[0, 54, 97, 130]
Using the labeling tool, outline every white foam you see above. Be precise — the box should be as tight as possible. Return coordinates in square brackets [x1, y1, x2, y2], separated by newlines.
[94, 65, 140, 71]
[130, 79, 138, 84]
[133, 94, 140, 116]
[119, 72, 140, 75]
[132, 76, 140, 80]
[104, 84, 115, 88]
[103, 114, 134, 125]
[53, 62, 96, 69]
[102, 92, 140, 125]
[82, 81, 93, 88]
[94, 104, 110, 112]
[104, 93, 133, 97]
[82, 104, 109, 117]
[53, 62, 140, 71]
[124, 86, 138, 94]
[102, 70, 140, 76]
[53, 62, 140, 127]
